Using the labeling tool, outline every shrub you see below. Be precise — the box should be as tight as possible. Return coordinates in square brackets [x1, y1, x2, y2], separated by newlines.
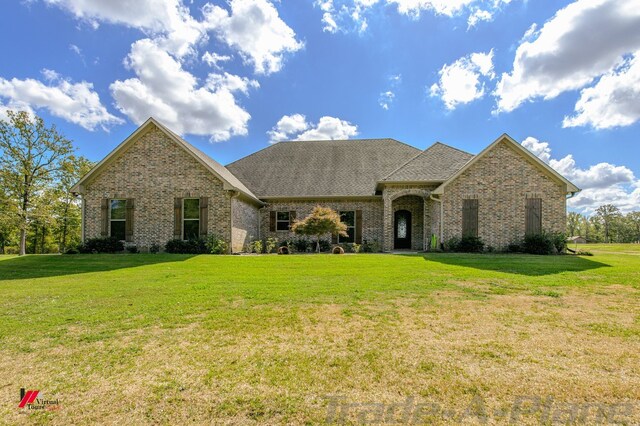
[206, 234, 228, 254]
[292, 238, 310, 253]
[332, 246, 344, 254]
[444, 237, 460, 252]
[249, 239, 263, 254]
[63, 248, 79, 255]
[265, 237, 278, 254]
[505, 242, 522, 253]
[522, 233, 555, 255]
[149, 243, 161, 254]
[456, 236, 485, 253]
[79, 237, 124, 254]
[550, 232, 567, 254]
[318, 239, 332, 253]
[126, 245, 139, 254]
[348, 243, 361, 253]
[165, 238, 207, 254]
[362, 239, 381, 253]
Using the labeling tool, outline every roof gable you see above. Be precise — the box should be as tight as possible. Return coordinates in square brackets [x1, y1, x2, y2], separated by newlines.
[381, 142, 474, 183]
[226, 138, 421, 198]
[71, 118, 261, 204]
[432, 134, 580, 195]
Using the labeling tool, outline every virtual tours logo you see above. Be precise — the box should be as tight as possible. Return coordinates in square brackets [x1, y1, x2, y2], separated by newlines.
[18, 388, 60, 411]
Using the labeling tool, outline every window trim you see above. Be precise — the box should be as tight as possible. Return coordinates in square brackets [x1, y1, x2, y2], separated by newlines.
[276, 211, 290, 232]
[182, 198, 200, 240]
[338, 210, 356, 243]
[109, 199, 127, 241]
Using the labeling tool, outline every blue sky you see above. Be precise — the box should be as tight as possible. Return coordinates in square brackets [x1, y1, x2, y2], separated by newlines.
[1, 0, 639, 213]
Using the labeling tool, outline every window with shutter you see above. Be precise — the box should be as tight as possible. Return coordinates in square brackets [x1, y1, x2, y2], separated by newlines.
[109, 199, 126, 241]
[462, 199, 478, 237]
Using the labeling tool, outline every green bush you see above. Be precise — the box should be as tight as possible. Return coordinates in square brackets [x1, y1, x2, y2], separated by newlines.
[265, 237, 278, 254]
[362, 239, 381, 253]
[445, 236, 484, 253]
[348, 243, 361, 253]
[249, 239, 263, 254]
[165, 238, 207, 254]
[550, 232, 567, 253]
[206, 234, 228, 254]
[63, 248, 79, 255]
[292, 238, 310, 253]
[149, 243, 161, 254]
[318, 239, 332, 252]
[522, 233, 555, 255]
[505, 242, 522, 253]
[126, 245, 139, 254]
[79, 237, 124, 253]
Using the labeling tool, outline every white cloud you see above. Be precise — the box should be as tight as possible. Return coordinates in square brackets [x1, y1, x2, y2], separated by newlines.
[201, 51, 232, 69]
[110, 39, 257, 142]
[495, 0, 640, 114]
[467, 9, 492, 28]
[0, 69, 122, 130]
[522, 136, 639, 213]
[378, 74, 401, 110]
[203, 0, 304, 75]
[388, 0, 475, 18]
[430, 50, 494, 110]
[268, 114, 358, 143]
[563, 52, 640, 129]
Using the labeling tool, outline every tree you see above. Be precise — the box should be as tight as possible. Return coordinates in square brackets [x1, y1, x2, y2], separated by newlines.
[594, 204, 621, 243]
[291, 206, 347, 253]
[567, 212, 583, 237]
[0, 111, 74, 255]
[53, 155, 93, 252]
[625, 212, 640, 243]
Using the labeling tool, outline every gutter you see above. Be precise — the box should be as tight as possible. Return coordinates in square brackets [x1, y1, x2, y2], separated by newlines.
[429, 193, 443, 248]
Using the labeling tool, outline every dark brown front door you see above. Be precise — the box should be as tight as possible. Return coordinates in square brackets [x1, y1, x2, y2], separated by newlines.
[394, 210, 411, 249]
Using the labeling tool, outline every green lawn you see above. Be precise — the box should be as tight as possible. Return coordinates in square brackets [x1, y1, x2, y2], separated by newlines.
[1, 246, 639, 424]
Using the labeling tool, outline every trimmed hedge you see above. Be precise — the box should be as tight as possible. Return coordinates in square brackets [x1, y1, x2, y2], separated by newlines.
[79, 237, 124, 253]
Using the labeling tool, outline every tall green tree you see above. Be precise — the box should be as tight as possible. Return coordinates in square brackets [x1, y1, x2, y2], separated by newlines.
[291, 206, 348, 253]
[625, 212, 640, 243]
[0, 111, 74, 255]
[567, 212, 583, 237]
[594, 204, 621, 243]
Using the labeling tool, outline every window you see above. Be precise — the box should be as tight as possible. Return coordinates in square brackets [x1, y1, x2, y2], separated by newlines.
[525, 198, 542, 235]
[339, 211, 355, 243]
[110, 199, 126, 241]
[183, 198, 200, 240]
[276, 211, 290, 231]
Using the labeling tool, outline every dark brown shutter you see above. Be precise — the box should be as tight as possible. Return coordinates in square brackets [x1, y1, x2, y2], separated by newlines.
[525, 198, 542, 235]
[289, 211, 296, 229]
[270, 211, 276, 232]
[462, 199, 478, 237]
[100, 198, 109, 236]
[199, 197, 209, 238]
[125, 198, 134, 242]
[174, 198, 183, 239]
[355, 210, 363, 244]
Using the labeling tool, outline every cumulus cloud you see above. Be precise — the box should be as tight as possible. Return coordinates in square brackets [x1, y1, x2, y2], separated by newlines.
[268, 114, 358, 143]
[522, 136, 639, 213]
[0, 69, 122, 130]
[203, 0, 304, 75]
[379, 74, 401, 110]
[201, 51, 232, 69]
[563, 52, 640, 129]
[495, 0, 640, 115]
[430, 50, 494, 110]
[110, 39, 257, 142]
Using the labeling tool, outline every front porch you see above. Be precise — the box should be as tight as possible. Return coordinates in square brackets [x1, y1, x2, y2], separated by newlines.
[382, 187, 438, 252]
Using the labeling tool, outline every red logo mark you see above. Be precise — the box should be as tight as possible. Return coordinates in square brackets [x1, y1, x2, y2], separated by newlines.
[19, 389, 39, 408]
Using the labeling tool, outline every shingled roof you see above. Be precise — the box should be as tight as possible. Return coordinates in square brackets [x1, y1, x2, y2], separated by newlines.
[226, 139, 421, 197]
[381, 142, 474, 182]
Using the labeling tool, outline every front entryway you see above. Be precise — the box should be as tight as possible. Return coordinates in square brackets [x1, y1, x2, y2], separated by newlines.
[394, 209, 412, 249]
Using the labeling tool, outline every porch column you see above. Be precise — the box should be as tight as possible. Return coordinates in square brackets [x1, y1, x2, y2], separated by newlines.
[423, 196, 428, 251]
[383, 194, 393, 252]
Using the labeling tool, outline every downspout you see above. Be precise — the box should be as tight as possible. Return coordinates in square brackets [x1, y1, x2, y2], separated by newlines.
[229, 190, 239, 253]
[80, 195, 85, 243]
[430, 194, 443, 247]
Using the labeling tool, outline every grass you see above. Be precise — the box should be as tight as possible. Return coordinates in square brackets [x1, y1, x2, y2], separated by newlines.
[0, 245, 639, 424]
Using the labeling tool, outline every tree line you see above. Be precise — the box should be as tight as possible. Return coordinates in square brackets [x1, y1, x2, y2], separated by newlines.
[0, 111, 92, 255]
[567, 206, 640, 243]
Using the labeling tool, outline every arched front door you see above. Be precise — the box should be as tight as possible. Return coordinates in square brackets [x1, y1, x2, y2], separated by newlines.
[394, 210, 412, 249]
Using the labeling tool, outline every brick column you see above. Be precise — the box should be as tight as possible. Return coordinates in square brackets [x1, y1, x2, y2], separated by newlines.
[383, 193, 393, 252]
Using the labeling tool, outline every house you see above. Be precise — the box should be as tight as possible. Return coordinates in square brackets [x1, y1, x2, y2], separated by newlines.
[71, 118, 580, 252]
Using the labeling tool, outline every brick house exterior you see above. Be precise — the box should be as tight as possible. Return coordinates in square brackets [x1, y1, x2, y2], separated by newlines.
[72, 118, 580, 253]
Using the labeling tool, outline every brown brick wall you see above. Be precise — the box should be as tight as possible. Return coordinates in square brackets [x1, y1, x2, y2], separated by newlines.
[82, 125, 233, 251]
[231, 196, 259, 252]
[441, 140, 567, 249]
